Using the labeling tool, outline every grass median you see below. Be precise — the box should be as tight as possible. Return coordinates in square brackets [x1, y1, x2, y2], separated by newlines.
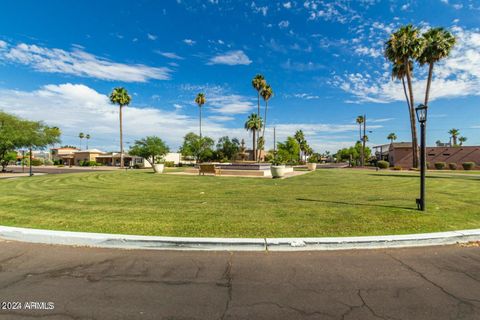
[0, 169, 479, 237]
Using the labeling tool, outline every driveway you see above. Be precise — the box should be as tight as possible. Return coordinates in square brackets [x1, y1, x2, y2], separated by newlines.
[0, 240, 479, 319]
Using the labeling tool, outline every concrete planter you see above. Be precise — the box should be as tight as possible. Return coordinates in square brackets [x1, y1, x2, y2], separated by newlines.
[307, 163, 317, 171]
[271, 165, 286, 178]
[153, 164, 164, 173]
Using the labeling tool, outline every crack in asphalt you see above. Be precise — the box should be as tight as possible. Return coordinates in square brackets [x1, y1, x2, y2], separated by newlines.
[219, 253, 233, 320]
[387, 253, 480, 309]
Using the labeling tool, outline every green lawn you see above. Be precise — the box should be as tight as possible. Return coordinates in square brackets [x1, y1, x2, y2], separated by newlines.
[0, 169, 479, 237]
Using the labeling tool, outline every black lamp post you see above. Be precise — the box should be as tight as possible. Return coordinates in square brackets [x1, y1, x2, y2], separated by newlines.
[415, 104, 428, 211]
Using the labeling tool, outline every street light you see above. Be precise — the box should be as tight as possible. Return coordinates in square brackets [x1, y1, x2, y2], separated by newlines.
[415, 104, 428, 211]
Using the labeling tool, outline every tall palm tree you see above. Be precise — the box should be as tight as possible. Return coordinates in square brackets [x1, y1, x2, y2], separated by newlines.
[244, 113, 263, 161]
[385, 25, 424, 168]
[391, 61, 415, 127]
[85, 134, 91, 149]
[418, 27, 456, 106]
[78, 132, 84, 150]
[294, 130, 305, 161]
[448, 128, 460, 146]
[109, 87, 131, 168]
[252, 74, 266, 118]
[194, 93, 206, 139]
[387, 133, 397, 144]
[355, 116, 365, 166]
[259, 84, 273, 161]
[459, 136, 467, 146]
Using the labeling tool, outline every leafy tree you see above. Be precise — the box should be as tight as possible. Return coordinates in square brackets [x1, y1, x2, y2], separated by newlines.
[0, 112, 61, 171]
[387, 133, 397, 143]
[385, 25, 424, 168]
[277, 136, 300, 164]
[129, 136, 170, 172]
[194, 93, 206, 138]
[459, 136, 467, 146]
[244, 113, 263, 161]
[336, 142, 371, 166]
[216, 136, 240, 162]
[418, 27, 456, 106]
[0, 151, 17, 172]
[179, 132, 214, 163]
[109, 87, 131, 168]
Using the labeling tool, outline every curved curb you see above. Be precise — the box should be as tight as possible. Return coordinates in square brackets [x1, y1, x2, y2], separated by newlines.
[0, 225, 479, 251]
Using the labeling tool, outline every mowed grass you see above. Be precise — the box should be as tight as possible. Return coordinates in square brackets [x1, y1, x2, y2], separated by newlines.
[0, 169, 479, 237]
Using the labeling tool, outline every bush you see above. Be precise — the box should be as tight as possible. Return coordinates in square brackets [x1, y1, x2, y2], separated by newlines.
[44, 159, 53, 166]
[164, 161, 175, 167]
[448, 163, 457, 170]
[434, 162, 446, 170]
[57, 164, 65, 167]
[377, 160, 389, 169]
[31, 159, 43, 166]
[79, 160, 99, 167]
[462, 162, 476, 170]
[308, 155, 318, 163]
[393, 166, 402, 170]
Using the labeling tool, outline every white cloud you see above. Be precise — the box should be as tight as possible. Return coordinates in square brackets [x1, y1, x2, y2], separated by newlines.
[208, 115, 235, 121]
[1, 42, 171, 82]
[173, 103, 183, 110]
[208, 94, 255, 114]
[282, 59, 324, 71]
[147, 33, 157, 40]
[283, 2, 292, 9]
[354, 45, 381, 58]
[183, 39, 196, 45]
[155, 51, 184, 60]
[0, 83, 240, 150]
[401, 3, 410, 11]
[208, 50, 252, 65]
[251, 2, 268, 16]
[0, 83, 380, 152]
[287, 93, 320, 100]
[278, 20, 290, 28]
[333, 27, 480, 104]
[0, 40, 7, 49]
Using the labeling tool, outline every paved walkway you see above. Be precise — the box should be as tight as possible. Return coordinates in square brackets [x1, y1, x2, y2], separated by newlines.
[0, 240, 479, 319]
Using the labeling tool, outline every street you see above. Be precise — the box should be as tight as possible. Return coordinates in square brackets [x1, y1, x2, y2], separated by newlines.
[0, 240, 479, 319]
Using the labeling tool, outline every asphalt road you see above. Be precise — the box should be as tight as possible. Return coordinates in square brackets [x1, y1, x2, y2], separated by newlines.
[0, 241, 479, 320]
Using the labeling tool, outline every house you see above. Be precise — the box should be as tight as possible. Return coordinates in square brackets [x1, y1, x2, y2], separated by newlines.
[387, 143, 480, 169]
[51, 147, 79, 164]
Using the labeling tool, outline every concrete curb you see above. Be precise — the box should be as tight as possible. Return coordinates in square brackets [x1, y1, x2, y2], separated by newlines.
[0, 225, 479, 251]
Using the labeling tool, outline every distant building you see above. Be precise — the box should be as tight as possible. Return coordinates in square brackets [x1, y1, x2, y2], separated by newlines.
[51, 148, 182, 167]
[386, 143, 480, 169]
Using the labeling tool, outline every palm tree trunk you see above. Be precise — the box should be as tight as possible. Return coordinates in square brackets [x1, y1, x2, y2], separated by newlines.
[362, 116, 366, 166]
[405, 60, 418, 168]
[259, 101, 269, 162]
[252, 130, 256, 161]
[119, 105, 124, 168]
[424, 62, 434, 106]
[199, 106, 202, 139]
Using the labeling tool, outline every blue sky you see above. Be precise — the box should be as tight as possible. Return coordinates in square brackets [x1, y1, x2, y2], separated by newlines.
[0, 0, 479, 152]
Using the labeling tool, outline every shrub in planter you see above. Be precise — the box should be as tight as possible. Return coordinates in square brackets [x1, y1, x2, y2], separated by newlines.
[393, 166, 402, 170]
[377, 160, 389, 169]
[434, 162, 446, 170]
[164, 161, 175, 167]
[448, 163, 457, 170]
[462, 162, 476, 170]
